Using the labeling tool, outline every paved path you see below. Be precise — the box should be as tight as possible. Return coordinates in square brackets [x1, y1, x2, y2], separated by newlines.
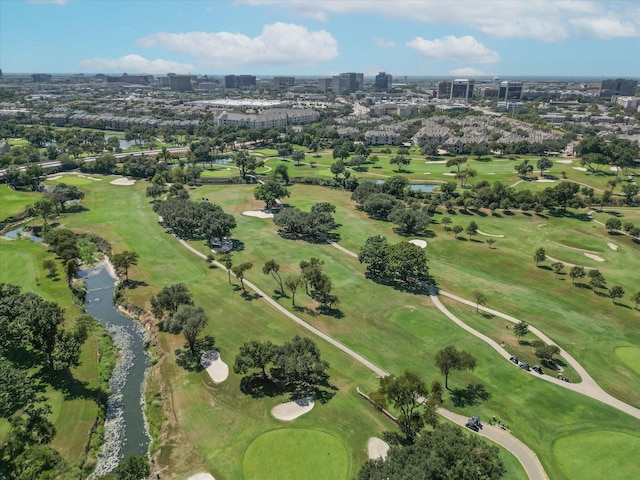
[174, 237, 548, 480]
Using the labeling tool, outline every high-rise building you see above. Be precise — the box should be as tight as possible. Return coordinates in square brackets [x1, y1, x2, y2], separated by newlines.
[450, 79, 474, 100]
[437, 80, 452, 99]
[318, 78, 332, 93]
[374, 72, 393, 92]
[32, 74, 52, 82]
[274, 76, 295, 90]
[498, 81, 523, 100]
[599, 78, 638, 98]
[332, 72, 364, 95]
[169, 75, 192, 91]
[225, 75, 256, 89]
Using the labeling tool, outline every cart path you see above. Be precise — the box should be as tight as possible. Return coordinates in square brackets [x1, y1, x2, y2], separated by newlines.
[175, 237, 548, 480]
[327, 240, 640, 420]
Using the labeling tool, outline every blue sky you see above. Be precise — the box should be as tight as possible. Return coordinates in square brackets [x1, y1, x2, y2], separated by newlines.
[1, 0, 639, 77]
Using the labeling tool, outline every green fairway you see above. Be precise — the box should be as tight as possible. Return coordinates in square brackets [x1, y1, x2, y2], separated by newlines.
[47, 173, 102, 186]
[242, 428, 350, 479]
[615, 347, 640, 376]
[553, 431, 640, 479]
[0, 184, 40, 221]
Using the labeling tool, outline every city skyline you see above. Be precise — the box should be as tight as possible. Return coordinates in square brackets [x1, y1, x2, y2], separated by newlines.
[1, 0, 639, 77]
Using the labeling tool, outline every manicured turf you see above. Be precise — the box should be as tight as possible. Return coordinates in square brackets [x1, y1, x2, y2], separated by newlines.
[553, 431, 640, 479]
[615, 347, 640, 376]
[47, 173, 102, 186]
[242, 428, 350, 480]
[0, 184, 40, 221]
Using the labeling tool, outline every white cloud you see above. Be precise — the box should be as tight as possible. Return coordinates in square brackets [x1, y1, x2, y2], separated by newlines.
[79, 55, 195, 74]
[137, 22, 338, 69]
[243, 0, 640, 41]
[449, 67, 489, 77]
[407, 35, 500, 65]
[375, 38, 396, 48]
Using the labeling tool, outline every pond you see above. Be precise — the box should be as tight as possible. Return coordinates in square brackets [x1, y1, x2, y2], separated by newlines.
[375, 180, 438, 192]
[82, 263, 150, 476]
[1, 227, 44, 243]
[105, 135, 136, 150]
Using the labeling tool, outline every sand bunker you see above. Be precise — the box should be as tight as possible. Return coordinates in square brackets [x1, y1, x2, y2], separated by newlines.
[200, 350, 229, 383]
[48, 175, 63, 180]
[188, 474, 215, 480]
[536, 178, 556, 183]
[409, 239, 427, 248]
[242, 210, 274, 218]
[610, 166, 621, 172]
[367, 437, 390, 460]
[572, 167, 587, 172]
[110, 177, 136, 185]
[556, 159, 573, 164]
[443, 172, 456, 176]
[607, 243, 618, 251]
[272, 397, 315, 421]
[477, 230, 504, 238]
[584, 253, 604, 262]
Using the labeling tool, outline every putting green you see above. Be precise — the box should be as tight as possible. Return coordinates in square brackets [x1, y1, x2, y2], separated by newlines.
[615, 347, 640, 375]
[46, 175, 96, 186]
[243, 428, 349, 480]
[553, 430, 640, 479]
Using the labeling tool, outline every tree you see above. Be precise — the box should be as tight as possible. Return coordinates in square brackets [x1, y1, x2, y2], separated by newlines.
[605, 217, 622, 233]
[233, 340, 277, 378]
[28, 199, 55, 225]
[218, 252, 233, 284]
[274, 163, 289, 184]
[112, 251, 139, 282]
[621, 183, 639, 204]
[48, 183, 84, 213]
[330, 159, 346, 180]
[358, 235, 389, 278]
[452, 225, 464, 238]
[569, 265, 585, 284]
[300, 257, 324, 296]
[587, 269, 607, 291]
[385, 241, 432, 286]
[177, 306, 209, 355]
[445, 156, 467, 173]
[388, 207, 431, 235]
[631, 291, 640, 309]
[273, 336, 329, 391]
[390, 155, 410, 172]
[466, 220, 478, 240]
[609, 285, 625, 303]
[534, 247, 546, 266]
[536, 157, 553, 177]
[435, 345, 477, 390]
[254, 179, 290, 209]
[42, 259, 57, 278]
[115, 454, 151, 480]
[515, 159, 533, 178]
[263, 259, 284, 293]
[373, 371, 442, 440]
[21, 294, 64, 368]
[514, 321, 529, 344]
[291, 150, 306, 165]
[358, 423, 505, 480]
[472, 289, 486, 313]
[552, 261, 565, 279]
[284, 275, 303, 306]
[486, 238, 496, 249]
[534, 343, 560, 366]
[64, 259, 77, 288]
[234, 150, 262, 179]
[152, 283, 193, 317]
[441, 216, 452, 230]
[232, 262, 253, 292]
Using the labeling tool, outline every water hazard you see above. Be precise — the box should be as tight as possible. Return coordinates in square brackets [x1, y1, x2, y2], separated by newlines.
[82, 263, 150, 476]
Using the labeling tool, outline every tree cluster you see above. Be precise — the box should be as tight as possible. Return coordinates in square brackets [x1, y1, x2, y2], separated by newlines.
[153, 195, 237, 241]
[359, 236, 433, 287]
[233, 336, 330, 395]
[273, 202, 338, 239]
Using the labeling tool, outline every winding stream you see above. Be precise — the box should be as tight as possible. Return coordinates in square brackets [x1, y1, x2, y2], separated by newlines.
[81, 263, 150, 476]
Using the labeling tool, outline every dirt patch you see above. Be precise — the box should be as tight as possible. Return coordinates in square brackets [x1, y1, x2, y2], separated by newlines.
[607, 243, 618, 251]
[584, 253, 605, 262]
[367, 437, 390, 460]
[242, 210, 274, 218]
[200, 350, 229, 383]
[271, 397, 315, 421]
[110, 177, 136, 185]
[409, 239, 427, 248]
[188, 474, 215, 480]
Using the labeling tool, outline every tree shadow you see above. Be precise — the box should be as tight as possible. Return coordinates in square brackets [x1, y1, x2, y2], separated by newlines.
[241, 291, 262, 301]
[480, 312, 495, 320]
[38, 367, 103, 402]
[231, 239, 245, 251]
[382, 431, 412, 447]
[64, 205, 90, 214]
[174, 347, 203, 372]
[538, 265, 552, 271]
[240, 373, 286, 398]
[491, 212, 503, 218]
[122, 279, 148, 290]
[316, 305, 344, 318]
[293, 305, 318, 317]
[450, 383, 491, 407]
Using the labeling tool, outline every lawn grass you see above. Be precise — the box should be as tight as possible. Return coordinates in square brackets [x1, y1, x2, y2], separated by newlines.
[0, 184, 40, 221]
[46, 173, 103, 187]
[242, 428, 349, 479]
[22, 176, 640, 479]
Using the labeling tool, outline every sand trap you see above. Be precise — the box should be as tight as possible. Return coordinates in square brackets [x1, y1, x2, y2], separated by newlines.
[367, 437, 390, 460]
[48, 175, 63, 180]
[272, 397, 315, 421]
[477, 230, 504, 238]
[607, 243, 618, 251]
[200, 350, 229, 383]
[188, 474, 215, 480]
[573, 167, 587, 172]
[443, 172, 456, 176]
[556, 159, 573, 164]
[584, 253, 605, 262]
[409, 239, 427, 248]
[426, 160, 448, 164]
[536, 178, 556, 183]
[242, 210, 274, 218]
[110, 177, 136, 185]
[610, 166, 621, 172]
